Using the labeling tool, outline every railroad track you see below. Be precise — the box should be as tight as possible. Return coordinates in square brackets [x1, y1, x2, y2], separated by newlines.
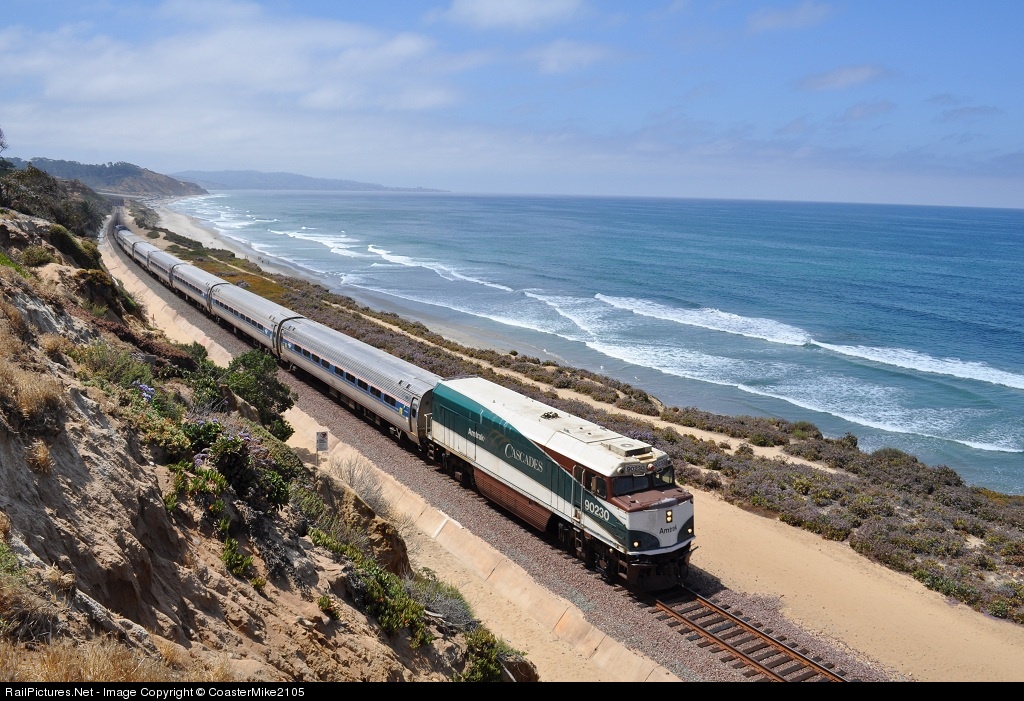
[643, 588, 850, 682]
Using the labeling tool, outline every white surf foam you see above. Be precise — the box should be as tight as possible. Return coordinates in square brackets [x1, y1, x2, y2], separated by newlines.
[596, 294, 812, 345]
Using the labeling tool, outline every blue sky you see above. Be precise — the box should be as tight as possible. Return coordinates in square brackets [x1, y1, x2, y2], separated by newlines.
[2, 1, 1022, 207]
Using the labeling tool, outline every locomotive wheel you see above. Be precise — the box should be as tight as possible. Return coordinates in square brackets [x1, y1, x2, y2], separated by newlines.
[580, 539, 596, 569]
[595, 548, 617, 583]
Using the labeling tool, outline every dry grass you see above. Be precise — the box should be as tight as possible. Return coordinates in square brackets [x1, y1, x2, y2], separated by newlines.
[0, 358, 62, 426]
[0, 637, 239, 682]
[0, 512, 10, 541]
[0, 301, 27, 340]
[26, 439, 53, 474]
[39, 333, 70, 359]
[328, 453, 415, 541]
[0, 359, 16, 408]
[15, 373, 62, 423]
[44, 565, 74, 594]
[0, 322, 22, 359]
[0, 571, 60, 643]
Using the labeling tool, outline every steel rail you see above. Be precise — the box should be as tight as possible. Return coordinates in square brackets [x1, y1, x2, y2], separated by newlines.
[653, 589, 847, 682]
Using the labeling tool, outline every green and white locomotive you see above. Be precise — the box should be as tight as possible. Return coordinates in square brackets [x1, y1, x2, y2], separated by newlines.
[426, 377, 694, 591]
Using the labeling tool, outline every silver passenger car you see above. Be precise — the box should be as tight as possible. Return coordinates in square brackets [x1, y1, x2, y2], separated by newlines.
[130, 239, 160, 269]
[147, 249, 184, 287]
[278, 317, 442, 444]
[172, 264, 230, 312]
[209, 283, 302, 352]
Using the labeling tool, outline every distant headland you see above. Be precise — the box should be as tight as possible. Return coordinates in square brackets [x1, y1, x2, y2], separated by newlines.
[3, 157, 445, 197]
[170, 169, 447, 193]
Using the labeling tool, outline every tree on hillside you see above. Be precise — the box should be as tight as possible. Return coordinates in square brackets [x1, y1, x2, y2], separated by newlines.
[225, 350, 296, 441]
[0, 126, 7, 155]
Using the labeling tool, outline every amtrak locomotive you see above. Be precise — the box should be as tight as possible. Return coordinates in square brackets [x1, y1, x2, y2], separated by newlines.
[112, 221, 695, 590]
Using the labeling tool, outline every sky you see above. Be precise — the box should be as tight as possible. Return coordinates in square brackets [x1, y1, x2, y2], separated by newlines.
[1, 1, 1022, 208]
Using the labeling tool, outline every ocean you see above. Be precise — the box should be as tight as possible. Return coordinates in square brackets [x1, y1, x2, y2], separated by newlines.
[168, 192, 1024, 495]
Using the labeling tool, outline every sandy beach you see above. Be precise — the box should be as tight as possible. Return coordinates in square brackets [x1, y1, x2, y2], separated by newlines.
[143, 201, 1024, 682]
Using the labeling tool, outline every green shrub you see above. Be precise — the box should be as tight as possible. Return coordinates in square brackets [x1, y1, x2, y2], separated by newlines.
[21, 246, 54, 267]
[221, 537, 253, 578]
[225, 351, 295, 434]
[357, 561, 432, 646]
[0, 250, 28, 276]
[317, 595, 340, 620]
[454, 627, 525, 682]
[0, 541, 20, 577]
[162, 490, 179, 513]
[49, 224, 101, 269]
[72, 340, 153, 388]
[182, 419, 225, 452]
[406, 569, 476, 631]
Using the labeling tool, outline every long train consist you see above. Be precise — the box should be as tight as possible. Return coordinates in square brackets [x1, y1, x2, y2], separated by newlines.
[111, 222, 695, 590]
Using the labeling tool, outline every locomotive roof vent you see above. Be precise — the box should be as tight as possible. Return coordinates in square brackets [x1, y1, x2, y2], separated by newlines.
[606, 440, 653, 457]
[540, 411, 559, 419]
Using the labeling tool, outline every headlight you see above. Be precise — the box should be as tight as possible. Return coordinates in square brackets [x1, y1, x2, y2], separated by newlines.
[666, 510, 673, 523]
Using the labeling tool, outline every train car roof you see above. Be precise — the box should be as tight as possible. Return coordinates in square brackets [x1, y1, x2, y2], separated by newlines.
[148, 249, 185, 269]
[173, 263, 230, 287]
[211, 283, 301, 324]
[131, 240, 160, 256]
[281, 317, 441, 397]
[435, 377, 665, 476]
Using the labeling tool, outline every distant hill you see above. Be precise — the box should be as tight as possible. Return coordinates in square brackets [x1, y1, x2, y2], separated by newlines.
[7, 158, 207, 197]
[171, 169, 445, 193]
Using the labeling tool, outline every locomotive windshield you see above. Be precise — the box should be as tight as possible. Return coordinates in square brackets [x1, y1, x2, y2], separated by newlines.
[612, 466, 676, 496]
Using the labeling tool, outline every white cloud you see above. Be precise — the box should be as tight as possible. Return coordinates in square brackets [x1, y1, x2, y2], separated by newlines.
[841, 100, 894, 122]
[0, 12, 456, 114]
[747, 1, 831, 34]
[799, 64, 887, 91]
[437, 0, 583, 30]
[526, 39, 608, 74]
[938, 105, 999, 122]
[775, 116, 814, 136]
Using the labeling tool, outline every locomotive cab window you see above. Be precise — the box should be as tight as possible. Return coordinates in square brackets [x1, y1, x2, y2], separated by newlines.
[612, 466, 676, 496]
[613, 475, 648, 497]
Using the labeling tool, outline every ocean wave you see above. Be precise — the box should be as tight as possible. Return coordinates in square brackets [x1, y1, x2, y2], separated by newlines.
[366, 245, 515, 292]
[737, 383, 1023, 453]
[597, 294, 1024, 391]
[814, 343, 1024, 390]
[522, 291, 607, 337]
[585, 336, 1023, 454]
[595, 294, 812, 345]
[265, 229, 365, 257]
[344, 281, 587, 342]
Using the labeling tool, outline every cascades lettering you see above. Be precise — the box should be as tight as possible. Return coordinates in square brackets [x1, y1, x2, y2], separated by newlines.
[504, 443, 545, 472]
